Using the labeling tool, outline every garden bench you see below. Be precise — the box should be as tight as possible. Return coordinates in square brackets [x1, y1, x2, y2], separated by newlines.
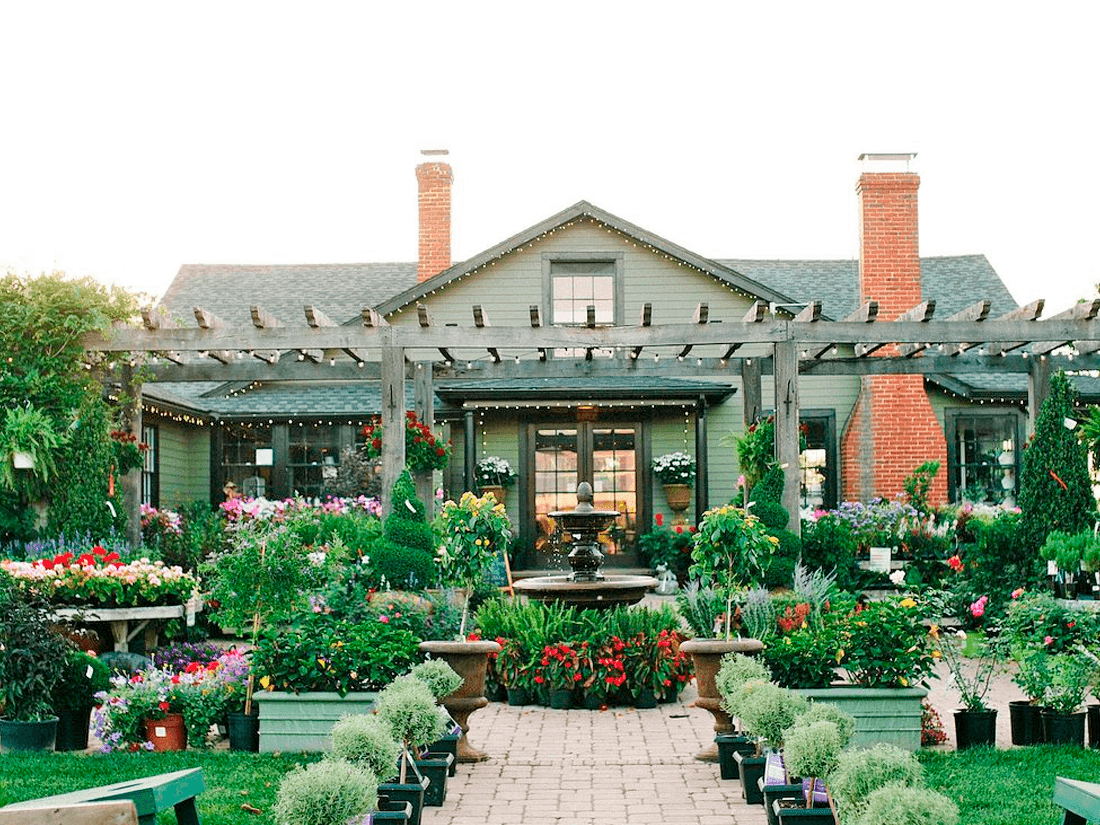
[0, 768, 204, 825]
[1054, 777, 1100, 825]
[0, 800, 137, 825]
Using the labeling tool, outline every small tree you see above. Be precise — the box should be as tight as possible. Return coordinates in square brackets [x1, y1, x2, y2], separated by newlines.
[1019, 371, 1095, 548]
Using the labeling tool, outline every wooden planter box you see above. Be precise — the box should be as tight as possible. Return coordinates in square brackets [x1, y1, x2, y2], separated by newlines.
[794, 686, 927, 751]
[254, 691, 379, 753]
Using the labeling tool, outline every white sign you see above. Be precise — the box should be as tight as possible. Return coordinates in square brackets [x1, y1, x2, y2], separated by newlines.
[868, 546, 892, 573]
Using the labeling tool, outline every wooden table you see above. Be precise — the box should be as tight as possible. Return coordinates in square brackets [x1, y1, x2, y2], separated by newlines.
[1, 768, 204, 825]
[50, 597, 202, 653]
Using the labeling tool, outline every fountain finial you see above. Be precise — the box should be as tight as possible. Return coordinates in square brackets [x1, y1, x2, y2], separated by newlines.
[575, 481, 594, 512]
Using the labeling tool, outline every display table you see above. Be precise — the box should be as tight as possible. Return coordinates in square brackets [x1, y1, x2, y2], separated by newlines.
[50, 596, 203, 653]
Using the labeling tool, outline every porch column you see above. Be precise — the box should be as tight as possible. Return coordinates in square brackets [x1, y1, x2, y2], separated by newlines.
[413, 361, 435, 512]
[380, 329, 406, 518]
[772, 340, 801, 535]
[694, 396, 708, 523]
[464, 409, 476, 494]
[1028, 356, 1053, 437]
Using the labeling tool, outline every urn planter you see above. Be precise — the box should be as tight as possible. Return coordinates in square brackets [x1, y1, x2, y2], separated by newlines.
[680, 637, 764, 761]
[418, 639, 501, 763]
[0, 716, 58, 753]
[793, 686, 928, 751]
[254, 690, 379, 753]
[662, 484, 692, 523]
[954, 708, 997, 750]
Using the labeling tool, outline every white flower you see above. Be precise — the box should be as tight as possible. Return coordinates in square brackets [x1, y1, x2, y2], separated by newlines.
[956, 630, 967, 641]
[889, 570, 905, 585]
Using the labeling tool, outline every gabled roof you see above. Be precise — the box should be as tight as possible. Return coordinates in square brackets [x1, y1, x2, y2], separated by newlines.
[372, 201, 801, 316]
[160, 263, 418, 327]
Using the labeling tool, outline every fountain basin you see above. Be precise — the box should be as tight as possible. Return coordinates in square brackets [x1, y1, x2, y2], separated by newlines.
[513, 574, 658, 609]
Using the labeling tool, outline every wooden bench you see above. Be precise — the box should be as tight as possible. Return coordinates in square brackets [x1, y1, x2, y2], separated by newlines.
[0, 768, 204, 825]
[1054, 777, 1100, 825]
[0, 800, 137, 825]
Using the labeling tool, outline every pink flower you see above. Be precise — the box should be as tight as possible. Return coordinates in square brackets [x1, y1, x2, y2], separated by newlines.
[379, 615, 389, 623]
[969, 594, 988, 618]
[1044, 635, 1054, 646]
[1011, 587, 1025, 599]
[947, 555, 963, 573]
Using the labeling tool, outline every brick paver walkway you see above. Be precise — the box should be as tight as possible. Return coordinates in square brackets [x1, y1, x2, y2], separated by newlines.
[422, 685, 769, 825]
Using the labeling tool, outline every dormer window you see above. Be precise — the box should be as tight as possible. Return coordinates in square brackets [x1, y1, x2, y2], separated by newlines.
[545, 253, 623, 327]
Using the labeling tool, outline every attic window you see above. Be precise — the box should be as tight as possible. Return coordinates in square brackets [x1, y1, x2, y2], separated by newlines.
[550, 260, 618, 326]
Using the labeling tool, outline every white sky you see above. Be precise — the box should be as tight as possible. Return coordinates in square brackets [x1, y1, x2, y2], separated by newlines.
[2, 2, 1097, 315]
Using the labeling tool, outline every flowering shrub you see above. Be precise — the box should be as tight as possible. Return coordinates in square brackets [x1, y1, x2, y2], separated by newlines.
[636, 520, 696, 580]
[108, 429, 148, 474]
[651, 452, 696, 486]
[921, 699, 948, 746]
[1, 547, 198, 607]
[140, 504, 183, 537]
[839, 597, 935, 688]
[537, 642, 584, 690]
[475, 456, 517, 488]
[361, 411, 450, 472]
[829, 496, 919, 549]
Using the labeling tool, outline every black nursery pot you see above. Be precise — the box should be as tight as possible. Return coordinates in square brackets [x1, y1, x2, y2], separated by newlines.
[716, 733, 755, 781]
[1042, 709, 1086, 747]
[734, 750, 767, 805]
[227, 710, 260, 752]
[53, 707, 92, 752]
[1009, 701, 1043, 747]
[954, 709, 997, 750]
[1088, 703, 1100, 749]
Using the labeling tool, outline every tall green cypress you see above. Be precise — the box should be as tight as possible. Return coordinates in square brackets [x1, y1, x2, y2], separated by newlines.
[1019, 371, 1095, 547]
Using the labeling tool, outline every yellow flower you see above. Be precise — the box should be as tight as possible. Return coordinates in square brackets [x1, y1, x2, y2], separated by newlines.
[835, 648, 845, 664]
[929, 624, 939, 639]
[899, 597, 916, 608]
[932, 651, 941, 659]
[259, 675, 272, 690]
[899, 677, 909, 687]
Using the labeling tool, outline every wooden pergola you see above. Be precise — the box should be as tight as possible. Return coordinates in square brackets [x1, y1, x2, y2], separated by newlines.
[87, 296, 1100, 545]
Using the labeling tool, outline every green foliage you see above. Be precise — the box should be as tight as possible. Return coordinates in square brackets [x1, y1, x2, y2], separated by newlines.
[800, 701, 856, 747]
[760, 625, 839, 689]
[904, 460, 941, 517]
[637, 526, 695, 580]
[408, 659, 462, 701]
[840, 598, 935, 688]
[750, 500, 788, 533]
[1043, 652, 1096, 714]
[0, 580, 73, 720]
[0, 404, 64, 495]
[1019, 371, 1095, 548]
[736, 681, 807, 749]
[252, 613, 422, 695]
[1011, 647, 1051, 704]
[1001, 591, 1100, 652]
[329, 714, 403, 781]
[388, 470, 427, 523]
[371, 539, 438, 590]
[50, 648, 111, 711]
[271, 759, 378, 825]
[375, 676, 447, 750]
[715, 653, 771, 718]
[829, 744, 924, 822]
[856, 785, 959, 825]
[674, 583, 725, 638]
[762, 528, 801, 590]
[733, 416, 777, 491]
[948, 511, 1040, 625]
[782, 718, 842, 781]
[753, 465, 786, 505]
[436, 491, 511, 592]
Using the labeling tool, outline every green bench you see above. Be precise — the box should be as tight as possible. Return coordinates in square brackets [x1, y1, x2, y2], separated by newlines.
[0, 768, 204, 825]
[1054, 777, 1100, 825]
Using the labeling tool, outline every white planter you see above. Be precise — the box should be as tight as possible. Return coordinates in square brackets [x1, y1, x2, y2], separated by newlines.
[12, 451, 34, 469]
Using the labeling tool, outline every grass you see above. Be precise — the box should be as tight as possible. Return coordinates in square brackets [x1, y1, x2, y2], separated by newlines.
[1, 746, 1098, 824]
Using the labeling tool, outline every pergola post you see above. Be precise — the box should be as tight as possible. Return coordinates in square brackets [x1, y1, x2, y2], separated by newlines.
[1028, 356, 1053, 436]
[694, 396, 708, 523]
[120, 363, 143, 549]
[380, 330, 406, 518]
[740, 357, 762, 425]
[413, 361, 435, 512]
[463, 409, 476, 494]
[772, 340, 801, 535]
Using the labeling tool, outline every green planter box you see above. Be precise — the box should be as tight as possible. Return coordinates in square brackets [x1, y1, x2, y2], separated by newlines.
[254, 691, 379, 753]
[794, 687, 927, 751]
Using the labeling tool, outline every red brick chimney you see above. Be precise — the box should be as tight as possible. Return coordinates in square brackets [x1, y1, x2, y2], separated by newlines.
[416, 149, 453, 282]
[841, 154, 948, 504]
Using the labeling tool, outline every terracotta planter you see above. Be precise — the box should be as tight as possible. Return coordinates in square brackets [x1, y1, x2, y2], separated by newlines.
[663, 483, 692, 524]
[419, 639, 501, 762]
[143, 713, 187, 751]
[680, 637, 764, 761]
[480, 485, 507, 505]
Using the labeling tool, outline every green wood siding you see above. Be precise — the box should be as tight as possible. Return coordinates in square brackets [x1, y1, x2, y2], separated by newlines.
[156, 421, 211, 506]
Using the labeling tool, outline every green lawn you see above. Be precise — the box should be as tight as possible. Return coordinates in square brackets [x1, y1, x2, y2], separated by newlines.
[0, 747, 1098, 824]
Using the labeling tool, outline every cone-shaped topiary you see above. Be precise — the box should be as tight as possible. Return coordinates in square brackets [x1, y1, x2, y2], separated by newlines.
[271, 759, 378, 825]
[388, 470, 427, 523]
[829, 744, 923, 822]
[1019, 371, 1095, 548]
[408, 659, 463, 702]
[330, 714, 403, 782]
[377, 470, 438, 588]
[856, 784, 959, 825]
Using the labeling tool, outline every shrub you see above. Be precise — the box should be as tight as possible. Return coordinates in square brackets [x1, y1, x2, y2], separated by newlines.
[716, 653, 771, 718]
[675, 583, 725, 638]
[371, 539, 438, 590]
[408, 659, 462, 701]
[800, 701, 856, 747]
[330, 714, 403, 781]
[840, 598, 934, 688]
[762, 528, 801, 590]
[737, 681, 807, 750]
[828, 744, 923, 822]
[760, 626, 838, 689]
[50, 648, 111, 712]
[271, 759, 378, 825]
[856, 784, 959, 825]
[782, 719, 842, 784]
[800, 513, 862, 591]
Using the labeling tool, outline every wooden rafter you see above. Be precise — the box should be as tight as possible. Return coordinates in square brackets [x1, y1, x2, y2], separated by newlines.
[856, 300, 935, 357]
[248, 306, 282, 364]
[140, 306, 183, 364]
[985, 299, 1047, 356]
[630, 303, 652, 360]
[417, 304, 455, 364]
[472, 305, 500, 363]
[721, 300, 769, 360]
[678, 303, 709, 359]
[943, 299, 1041, 357]
[304, 305, 366, 364]
[191, 307, 233, 364]
[529, 305, 547, 361]
[1031, 299, 1100, 356]
[899, 299, 989, 357]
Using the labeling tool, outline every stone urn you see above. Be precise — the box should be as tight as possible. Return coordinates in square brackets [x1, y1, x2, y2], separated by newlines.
[680, 637, 764, 761]
[418, 639, 502, 762]
[663, 483, 691, 524]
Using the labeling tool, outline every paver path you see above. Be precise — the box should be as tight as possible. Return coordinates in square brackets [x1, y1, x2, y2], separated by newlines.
[422, 685, 769, 825]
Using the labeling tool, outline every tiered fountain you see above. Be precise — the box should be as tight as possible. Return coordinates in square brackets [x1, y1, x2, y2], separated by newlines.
[513, 482, 657, 608]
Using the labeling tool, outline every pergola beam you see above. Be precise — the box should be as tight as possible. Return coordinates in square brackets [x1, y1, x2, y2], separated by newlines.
[304, 305, 365, 363]
[811, 300, 878, 359]
[678, 302, 709, 359]
[856, 300, 935, 357]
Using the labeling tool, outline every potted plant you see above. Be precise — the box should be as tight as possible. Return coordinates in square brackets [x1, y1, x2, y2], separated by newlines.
[680, 504, 774, 760]
[271, 759, 379, 825]
[329, 714, 417, 822]
[1041, 651, 1095, 745]
[537, 642, 583, 709]
[651, 451, 695, 523]
[214, 650, 257, 751]
[857, 785, 960, 825]
[474, 455, 517, 505]
[422, 490, 506, 762]
[1009, 646, 1050, 745]
[929, 623, 1003, 749]
[775, 719, 841, 822]
[0, 581, 72, 752]
[361, 411, 450, 474]
[0, 403, 64, 497]
[827, 743, 924, 823]
[407, 659, 462, 775]
[376, 677, 447, 825]
[49, 648, 111, 751]
[714, 653, 772, 778]
[1041, 530, 1087, 599]
[734, 681, 807, 805]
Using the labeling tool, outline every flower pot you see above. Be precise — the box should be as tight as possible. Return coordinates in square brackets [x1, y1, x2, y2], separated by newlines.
[549, 688, 574, 710]
[54, 707, 92, 752]
[734, 750, 767, 805]
[379, 761, 430, 825]
[370, 800, 413, 823]
[954, 708, 997, 750]
[254, 690, 379, 752]
[426, 714, 461, 777]
[763, 783, 805, 825]
[772, 799, 836, 824]
[680, 637, 764, 761]
[663, 483, 691, 524]
[414, 752, 454, 807]
[716, 733, 755, 780]
[0, 716, 58, 753]
[418, 639, 501, 763]
[480, 484, 506, 505]
[227, 709, 260, 752]
[1042, 709, 1086, 746]
[1009, 700, 1044, 746]
[793, 686, 928, 751]
[1089, 703, 1100, 749]
[143, 713, 187, 752]
[507, 687, 531, 706]
[634, 688, 658, 709]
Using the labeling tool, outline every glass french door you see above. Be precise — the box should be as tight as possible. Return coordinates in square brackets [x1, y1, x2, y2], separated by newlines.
[531, 422, 639, 568]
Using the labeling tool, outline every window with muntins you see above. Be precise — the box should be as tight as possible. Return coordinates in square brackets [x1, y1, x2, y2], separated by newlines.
[946, 410, 1020, 506]
[551, 260, 616, 325]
